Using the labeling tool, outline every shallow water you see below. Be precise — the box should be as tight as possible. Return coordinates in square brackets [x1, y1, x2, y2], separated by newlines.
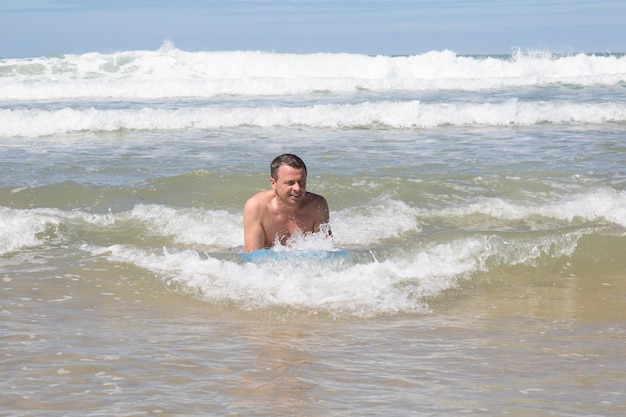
[3, 264, 624, 416]
[1, 48, 625, 415]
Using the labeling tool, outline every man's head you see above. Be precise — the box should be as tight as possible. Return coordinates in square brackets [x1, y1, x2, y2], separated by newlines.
[270, 154, 307, 181]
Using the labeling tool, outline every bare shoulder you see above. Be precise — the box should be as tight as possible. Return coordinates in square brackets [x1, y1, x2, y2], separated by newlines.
[246, 189, 273, 204]
[306, 191, 328, 207]
[244, 190, 273, 215]
[305, 192, 330, 222]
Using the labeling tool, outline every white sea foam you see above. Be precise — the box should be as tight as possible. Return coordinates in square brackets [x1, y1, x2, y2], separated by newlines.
[0, 205, 242, 255]
[2, 100, 625, 137]
[1, 187, 623, 257]
[331, 199, 422, 247]
[89, 227, 582, 317]
[89, 242, 443, 317]
[0, 207, 59, 255]
[430, 188, 626, 229]
[2, 46, 625, 101]
[1, 190, 610, 315]
[2, 46, 624, 137]
[124, 204, 242, 248]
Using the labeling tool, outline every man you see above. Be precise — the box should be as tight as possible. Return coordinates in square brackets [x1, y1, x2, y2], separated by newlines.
[243, 154, 331, 252]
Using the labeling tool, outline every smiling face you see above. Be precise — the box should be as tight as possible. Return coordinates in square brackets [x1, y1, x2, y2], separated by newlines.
[270, 164, 307, 207]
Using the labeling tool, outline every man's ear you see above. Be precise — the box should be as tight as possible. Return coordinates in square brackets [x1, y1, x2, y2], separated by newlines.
[270, 177, 276, 189]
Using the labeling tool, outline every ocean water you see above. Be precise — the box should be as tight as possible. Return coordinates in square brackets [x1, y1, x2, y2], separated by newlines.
[1, 45, 625, 416]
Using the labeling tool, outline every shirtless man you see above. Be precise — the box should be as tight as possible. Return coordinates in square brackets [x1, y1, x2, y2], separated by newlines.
[243, 154, 331, 252]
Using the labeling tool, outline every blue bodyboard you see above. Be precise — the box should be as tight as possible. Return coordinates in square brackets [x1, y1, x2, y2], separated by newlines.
[241, 248, 349, 263]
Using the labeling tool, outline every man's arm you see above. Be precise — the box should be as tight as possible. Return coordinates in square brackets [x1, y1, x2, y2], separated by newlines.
[243, 196, 266, 252]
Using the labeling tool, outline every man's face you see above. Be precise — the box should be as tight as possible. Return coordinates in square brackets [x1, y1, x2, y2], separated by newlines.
[271, 164, 307, 206]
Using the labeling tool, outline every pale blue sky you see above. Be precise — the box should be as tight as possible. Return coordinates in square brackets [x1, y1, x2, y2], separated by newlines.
[1, 0, 624, 58]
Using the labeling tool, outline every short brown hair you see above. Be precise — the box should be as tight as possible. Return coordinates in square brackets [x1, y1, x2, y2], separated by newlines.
[270, 154, 307, 180]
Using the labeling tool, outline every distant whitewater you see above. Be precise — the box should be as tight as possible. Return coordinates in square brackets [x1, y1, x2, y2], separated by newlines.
[1, 45, 625, 137]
